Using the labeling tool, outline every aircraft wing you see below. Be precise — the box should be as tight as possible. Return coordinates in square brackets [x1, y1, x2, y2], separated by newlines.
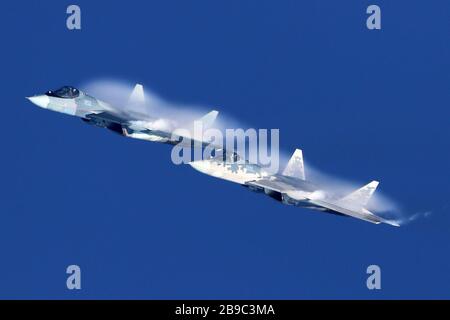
[86, 111, 221, 149]
[306, 198, 387, 225]
[246, 178, 398, 226]
[84, 112, 126, 134]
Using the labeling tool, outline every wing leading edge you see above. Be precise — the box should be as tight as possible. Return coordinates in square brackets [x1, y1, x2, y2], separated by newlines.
[307, 198, 398, 226]
[246, 178, 398, 226]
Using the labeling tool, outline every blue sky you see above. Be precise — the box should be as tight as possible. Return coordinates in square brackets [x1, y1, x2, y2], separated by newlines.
[0, 1, 449, 298]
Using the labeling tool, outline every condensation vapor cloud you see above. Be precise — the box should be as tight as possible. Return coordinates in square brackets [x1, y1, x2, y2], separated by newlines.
[278, 151, 406, 224]
[281, 152, 432, 225]
[81, 79, 420, 225]
[80, 79, 242, 132]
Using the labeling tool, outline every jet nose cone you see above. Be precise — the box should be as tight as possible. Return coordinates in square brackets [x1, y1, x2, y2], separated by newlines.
[27, 95, 49, 109]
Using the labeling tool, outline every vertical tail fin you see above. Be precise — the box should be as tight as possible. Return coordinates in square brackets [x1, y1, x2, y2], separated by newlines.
[340, 180, 379, 207]
[282, 149, 305, 180]
[196, 110, 219, 129]
[127, 84, 145, 108]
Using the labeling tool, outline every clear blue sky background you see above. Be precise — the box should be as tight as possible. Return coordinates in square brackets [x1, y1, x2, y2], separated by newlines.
[0, 1, 449, 299]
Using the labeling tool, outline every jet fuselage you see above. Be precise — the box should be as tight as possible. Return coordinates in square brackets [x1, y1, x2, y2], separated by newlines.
[28, 86, 179, 144]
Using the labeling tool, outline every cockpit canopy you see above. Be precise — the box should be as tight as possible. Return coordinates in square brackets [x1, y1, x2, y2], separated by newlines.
[45, 86, 80, 99]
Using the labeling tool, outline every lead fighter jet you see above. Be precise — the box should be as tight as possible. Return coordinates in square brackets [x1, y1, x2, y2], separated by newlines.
[27, 84, 218, 146]
[190, 150, 399, 226]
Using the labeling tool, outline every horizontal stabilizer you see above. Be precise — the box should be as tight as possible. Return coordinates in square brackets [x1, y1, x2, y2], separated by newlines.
[283, 149, 305, 180]
[340, 181, 379, 207]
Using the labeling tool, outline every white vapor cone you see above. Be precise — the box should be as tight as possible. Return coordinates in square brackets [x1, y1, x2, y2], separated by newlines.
[82, 79, 425, 226]
[80, 79, 243, 133]
[279, 152, 403, 223]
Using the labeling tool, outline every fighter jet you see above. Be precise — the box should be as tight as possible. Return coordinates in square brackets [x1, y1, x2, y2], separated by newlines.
[190, 149, 399, 226]
[27, 84, 218, 146]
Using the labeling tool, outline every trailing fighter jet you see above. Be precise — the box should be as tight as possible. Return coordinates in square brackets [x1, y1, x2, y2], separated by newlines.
[27, 84, 218, 146]
[190, 149, 399, 226]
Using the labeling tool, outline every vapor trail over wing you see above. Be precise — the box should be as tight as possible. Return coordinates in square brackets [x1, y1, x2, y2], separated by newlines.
[241, 149, 397, 226]
[339, 181, 379, 207]
[282, 149, 305, 180]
